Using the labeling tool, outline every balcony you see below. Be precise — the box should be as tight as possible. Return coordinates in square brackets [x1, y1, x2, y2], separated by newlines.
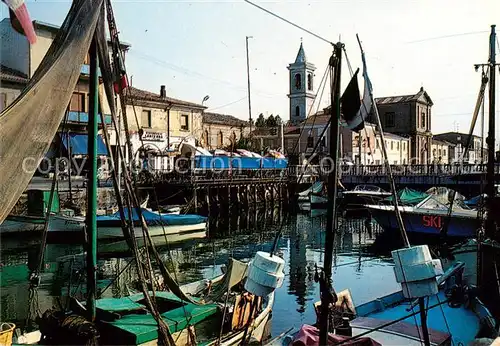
[66, 111, 112, 125]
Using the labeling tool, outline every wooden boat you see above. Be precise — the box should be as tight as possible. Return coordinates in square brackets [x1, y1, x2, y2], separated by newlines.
[15, 256, 279, 345]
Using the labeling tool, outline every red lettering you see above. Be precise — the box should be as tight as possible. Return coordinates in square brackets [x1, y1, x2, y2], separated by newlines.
[423, 215, 442, 228]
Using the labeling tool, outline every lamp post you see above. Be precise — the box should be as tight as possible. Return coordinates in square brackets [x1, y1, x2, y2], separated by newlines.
[246, 36, 253, 135]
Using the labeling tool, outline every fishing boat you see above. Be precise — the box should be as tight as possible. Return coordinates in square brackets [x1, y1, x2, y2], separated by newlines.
[366, 194, 478, 238]
[43, 207, 208, 240]
[16, 252, 284, 346]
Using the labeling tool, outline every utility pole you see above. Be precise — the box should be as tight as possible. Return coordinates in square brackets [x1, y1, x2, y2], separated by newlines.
[246, 36, 253, 135]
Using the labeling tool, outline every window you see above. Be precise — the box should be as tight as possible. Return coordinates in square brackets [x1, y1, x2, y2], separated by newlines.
[307, 73, 313, 91]
[0, 93, 6, 112]
[421, 112, 426, 128]
[403, 159, 406, 164]
[394, 161, 398, 165]
[307, 136, 314, 148]
[438, 149, 442, 156]
[295, 106, 300, 119]
[385, 112, 395, 127]
[443, 149, 446, 156]
[141, 110, 151, 128]
[217, 131, 223, 147]
[203, 130, 210, 147]
[294, 73, 302, 90]
[403, 142, 406, 151]
[397, 142, 400, 150]
[391, 141, 394, 150]
[375, 160, 381, 165]
[69, 92, 86, 112]
[180, 114, 189, 131]
[376, 140, 380, 149]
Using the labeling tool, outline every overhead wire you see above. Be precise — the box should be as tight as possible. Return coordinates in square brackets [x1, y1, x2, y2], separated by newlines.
[206, 96, 247, 112]
[243, 0, 334, 46]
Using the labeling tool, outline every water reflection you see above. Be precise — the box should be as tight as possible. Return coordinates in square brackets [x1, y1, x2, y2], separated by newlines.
[1, 208, 394, 334]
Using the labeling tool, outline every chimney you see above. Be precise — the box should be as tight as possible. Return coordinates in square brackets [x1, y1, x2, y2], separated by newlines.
[160, 85, 166, 99]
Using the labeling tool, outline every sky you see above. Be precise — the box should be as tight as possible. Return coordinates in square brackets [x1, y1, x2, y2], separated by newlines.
[1, 0, 499, 135]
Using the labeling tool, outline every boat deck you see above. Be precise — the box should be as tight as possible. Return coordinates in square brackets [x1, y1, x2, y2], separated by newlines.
[95, 292, 218, 345]
[356, 291, 480, 345]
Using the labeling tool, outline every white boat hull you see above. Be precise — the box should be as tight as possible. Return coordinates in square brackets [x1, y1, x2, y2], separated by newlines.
[45, 215, 207, 240]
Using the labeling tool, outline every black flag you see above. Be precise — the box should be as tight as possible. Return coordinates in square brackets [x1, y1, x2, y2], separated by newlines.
[341, 68, 362, 130]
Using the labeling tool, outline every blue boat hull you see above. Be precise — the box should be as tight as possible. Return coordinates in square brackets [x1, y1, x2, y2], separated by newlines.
[369, 207, 478, 238]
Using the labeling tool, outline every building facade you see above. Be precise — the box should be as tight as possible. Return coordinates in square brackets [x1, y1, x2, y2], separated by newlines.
[430, 139, 452, 164]
[201, 112, 249, 150]
[117, 86, 206, 170]
[433, 132, 485, 163]
[284, 110, 410, 165]
[0, 19, 131, 176]
[287, 42, 316, 125]
[0, 64, 28, 112]
[372, 87, 433, 164]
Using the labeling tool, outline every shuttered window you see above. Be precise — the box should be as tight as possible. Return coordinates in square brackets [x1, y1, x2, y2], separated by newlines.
[69, 92, 86, 112]
[180, 115, 189, 131]
[142, 110, 151, 128]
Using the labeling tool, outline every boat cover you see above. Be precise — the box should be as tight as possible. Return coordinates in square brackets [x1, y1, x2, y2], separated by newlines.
[292, 325, 381, 346]
[464, 194, 487, 207]
[384, 187, 428, 205]
[96, 208, 207, 226]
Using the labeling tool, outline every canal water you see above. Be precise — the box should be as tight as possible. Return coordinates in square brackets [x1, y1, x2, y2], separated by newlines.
[0, 209, 402, 336]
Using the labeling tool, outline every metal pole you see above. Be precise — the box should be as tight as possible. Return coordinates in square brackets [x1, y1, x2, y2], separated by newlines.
[486, 25, 496, 237]
[357, 34, 410, 248]
[246, 36, 253, 135]
[481, 82, 485, 164]
[319, 43, 342, 346]
[86, 37, 98, 321]
[419, 298, 431, 346]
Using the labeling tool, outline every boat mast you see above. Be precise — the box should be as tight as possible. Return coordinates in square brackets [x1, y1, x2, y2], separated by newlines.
[86, 36, 98, 321]
[486, 24, 496, 237]
[319, 42, 342, 345]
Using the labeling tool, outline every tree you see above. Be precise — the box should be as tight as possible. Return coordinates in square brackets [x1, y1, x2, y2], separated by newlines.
[275, 115, 282, 125]
[255, 113, 266, 127]
[265, 114, 276, 127]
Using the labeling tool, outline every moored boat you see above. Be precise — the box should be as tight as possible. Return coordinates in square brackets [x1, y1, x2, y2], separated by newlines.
[366, 195, 478, 239]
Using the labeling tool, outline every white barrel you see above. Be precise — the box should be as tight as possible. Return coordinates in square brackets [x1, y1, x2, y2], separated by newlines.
[245, 251, 285, 297]
[392, 245, 442, 299]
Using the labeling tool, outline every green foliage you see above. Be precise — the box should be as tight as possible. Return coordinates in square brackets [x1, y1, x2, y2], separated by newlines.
[255, 113, 266, 127]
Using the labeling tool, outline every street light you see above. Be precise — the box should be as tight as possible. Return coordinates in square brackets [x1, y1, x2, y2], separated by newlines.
[202, 95, 210, 106]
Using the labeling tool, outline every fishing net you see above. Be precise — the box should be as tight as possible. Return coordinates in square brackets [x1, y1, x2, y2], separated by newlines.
[0, 0, 104, 223]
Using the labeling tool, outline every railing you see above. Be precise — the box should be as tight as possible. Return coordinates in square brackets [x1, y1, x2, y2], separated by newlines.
[339, 163, 499, 176]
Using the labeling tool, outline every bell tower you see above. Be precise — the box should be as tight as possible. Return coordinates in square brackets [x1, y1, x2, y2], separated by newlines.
[288, 41, 316, 125]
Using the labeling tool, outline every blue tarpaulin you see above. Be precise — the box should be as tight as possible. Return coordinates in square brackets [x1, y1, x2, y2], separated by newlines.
[60, 132, 108, 156]
[97, 208, 207, 226]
